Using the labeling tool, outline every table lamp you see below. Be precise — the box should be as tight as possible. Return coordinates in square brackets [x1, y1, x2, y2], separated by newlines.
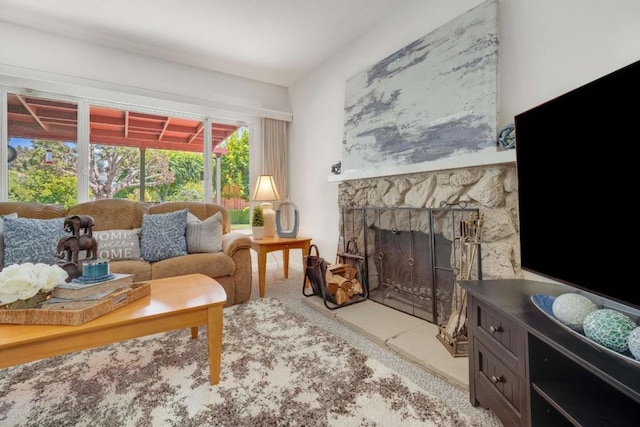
[252, 175, 281, 238]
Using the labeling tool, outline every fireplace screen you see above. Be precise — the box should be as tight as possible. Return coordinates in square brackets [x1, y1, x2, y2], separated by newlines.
[339, 207, 481, 325]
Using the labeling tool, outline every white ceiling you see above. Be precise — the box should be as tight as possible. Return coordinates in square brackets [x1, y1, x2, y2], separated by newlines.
[0, 0, 402, 87]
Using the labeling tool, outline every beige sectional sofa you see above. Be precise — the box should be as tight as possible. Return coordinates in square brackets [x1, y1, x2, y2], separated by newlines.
[0, 199, 253, 307]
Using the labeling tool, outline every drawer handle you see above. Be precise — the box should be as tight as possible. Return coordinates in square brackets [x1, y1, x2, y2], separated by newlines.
[489, 325, 503, 334]
[491, 375, 505, 384]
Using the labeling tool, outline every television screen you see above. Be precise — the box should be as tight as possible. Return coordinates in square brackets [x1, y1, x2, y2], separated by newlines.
[515, 59, 640, 309]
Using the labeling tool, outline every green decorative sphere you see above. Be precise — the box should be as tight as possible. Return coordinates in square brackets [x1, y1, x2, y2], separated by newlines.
[583, 309, 637, 353]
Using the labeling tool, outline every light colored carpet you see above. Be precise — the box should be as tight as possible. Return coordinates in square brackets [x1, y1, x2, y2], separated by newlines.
[0, 263, 502, 426]
[250, 263, 501, 426]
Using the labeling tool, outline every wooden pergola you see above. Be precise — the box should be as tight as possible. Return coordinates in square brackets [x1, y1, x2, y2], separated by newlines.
[6, 94, 239, 151]
[6, 93, 240, 202]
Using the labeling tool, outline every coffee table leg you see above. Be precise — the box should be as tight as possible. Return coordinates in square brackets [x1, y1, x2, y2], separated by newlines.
[191, 327, 198, 339]
[207, 305, 223, 385]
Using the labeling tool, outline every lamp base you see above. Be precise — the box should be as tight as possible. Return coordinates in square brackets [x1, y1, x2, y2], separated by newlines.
[261, 202, 276, 238]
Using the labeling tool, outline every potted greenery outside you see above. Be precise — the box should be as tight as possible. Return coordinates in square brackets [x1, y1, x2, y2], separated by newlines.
[252, 206, 265, 240]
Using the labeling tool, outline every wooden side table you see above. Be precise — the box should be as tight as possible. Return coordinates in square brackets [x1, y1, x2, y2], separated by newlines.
[250, 236, 312, 297]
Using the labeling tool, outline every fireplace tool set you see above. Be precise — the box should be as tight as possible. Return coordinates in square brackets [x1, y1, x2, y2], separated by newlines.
[436, 212, 483, 357]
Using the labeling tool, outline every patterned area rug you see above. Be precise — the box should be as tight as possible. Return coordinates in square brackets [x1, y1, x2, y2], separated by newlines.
[1, 298, 485, 426]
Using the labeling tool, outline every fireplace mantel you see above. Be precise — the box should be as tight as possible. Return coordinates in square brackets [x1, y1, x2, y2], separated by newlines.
[328, 150, 515, 182]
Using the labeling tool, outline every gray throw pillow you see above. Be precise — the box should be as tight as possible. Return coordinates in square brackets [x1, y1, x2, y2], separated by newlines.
[186, 211, 223, 253]
[1, 212, 19, 268]
[140, 209, 188, 262]
[94, 228, 142, 260]
[3, 216, 67, 266]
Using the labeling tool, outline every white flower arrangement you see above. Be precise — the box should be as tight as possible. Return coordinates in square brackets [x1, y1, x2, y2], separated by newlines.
[0, 263, 69, 306]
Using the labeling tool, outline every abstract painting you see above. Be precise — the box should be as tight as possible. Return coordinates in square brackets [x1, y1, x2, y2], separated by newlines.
[342, 0, 498, 177]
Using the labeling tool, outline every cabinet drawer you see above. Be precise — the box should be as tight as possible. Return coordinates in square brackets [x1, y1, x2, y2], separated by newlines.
[472, 298, 527, 375]
[475, 339, 529, 426]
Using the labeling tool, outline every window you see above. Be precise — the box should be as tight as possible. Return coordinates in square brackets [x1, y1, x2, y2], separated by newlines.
[7, 93, 78, 207]
[88, 106, 212, 202]
[3, 90, 251, 228]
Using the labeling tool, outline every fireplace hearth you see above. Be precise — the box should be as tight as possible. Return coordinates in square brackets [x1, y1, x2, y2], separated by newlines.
[340, 206, 481, 325]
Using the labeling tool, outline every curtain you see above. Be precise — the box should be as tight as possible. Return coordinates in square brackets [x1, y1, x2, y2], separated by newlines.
[261, 118, 287, 200]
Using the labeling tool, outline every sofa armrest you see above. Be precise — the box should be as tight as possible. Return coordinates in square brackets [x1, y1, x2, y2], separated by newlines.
[222, 231, 253, 304]
[222, 232, 252, 257]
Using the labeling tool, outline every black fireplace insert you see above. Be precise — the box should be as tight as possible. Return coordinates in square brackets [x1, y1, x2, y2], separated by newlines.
[339, 206, 482, 325]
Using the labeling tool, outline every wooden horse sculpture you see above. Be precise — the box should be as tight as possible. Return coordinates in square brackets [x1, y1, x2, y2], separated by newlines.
[56, 235, 99, 265]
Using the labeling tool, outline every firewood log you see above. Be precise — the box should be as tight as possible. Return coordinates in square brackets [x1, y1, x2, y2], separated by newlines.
[342, 266, 358, 280]
[326, 270, 348, 287]
[328, 263, 349, 274]
[350, 278, 363, 295]
[339, 279, 354, 294]
[327, 281, 339, 295]
[335, 288, 349, 305]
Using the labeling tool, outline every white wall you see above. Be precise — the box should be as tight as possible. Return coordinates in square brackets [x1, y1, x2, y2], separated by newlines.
[288, 0, 640, 261]
[0, 21, 292, 119]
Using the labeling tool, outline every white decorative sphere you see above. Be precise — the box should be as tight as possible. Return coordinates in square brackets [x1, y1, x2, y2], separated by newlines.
[583, 309, 637, 353]
[628, 326, 640, 360]
[551, 293, 598, 331]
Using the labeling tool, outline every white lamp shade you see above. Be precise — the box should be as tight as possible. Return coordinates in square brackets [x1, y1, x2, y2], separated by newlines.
[252, 175, 281, 201]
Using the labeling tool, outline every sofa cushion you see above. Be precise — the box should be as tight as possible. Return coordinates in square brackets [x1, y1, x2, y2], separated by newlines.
[149, 202, 231, 234]
[108, 259, 152, 283]
[140, 208, 188, 262]
[0, 202, 66, 219]
[0, 213, 18, 269]
[151, 252, 235, 280]
[67, 199, 148, 231]
[94, 228, 142, 261]
[2, 217, 67, 266]
[186, 211, 223, 253]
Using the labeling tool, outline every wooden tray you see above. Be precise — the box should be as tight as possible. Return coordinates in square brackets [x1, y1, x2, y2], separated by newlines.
[0, 282, 150, 326]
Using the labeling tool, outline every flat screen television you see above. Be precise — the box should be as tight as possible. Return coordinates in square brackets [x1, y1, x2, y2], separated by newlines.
[514, 58, 640, 310]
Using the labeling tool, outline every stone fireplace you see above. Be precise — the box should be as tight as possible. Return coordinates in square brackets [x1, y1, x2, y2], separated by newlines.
[337, 163, 522, 326]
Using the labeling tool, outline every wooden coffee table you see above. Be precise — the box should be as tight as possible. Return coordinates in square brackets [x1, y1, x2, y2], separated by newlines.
[0, 274, 227, 385]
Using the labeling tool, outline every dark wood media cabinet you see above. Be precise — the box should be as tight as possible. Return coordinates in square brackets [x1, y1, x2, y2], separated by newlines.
[459, 279, 640, 426]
